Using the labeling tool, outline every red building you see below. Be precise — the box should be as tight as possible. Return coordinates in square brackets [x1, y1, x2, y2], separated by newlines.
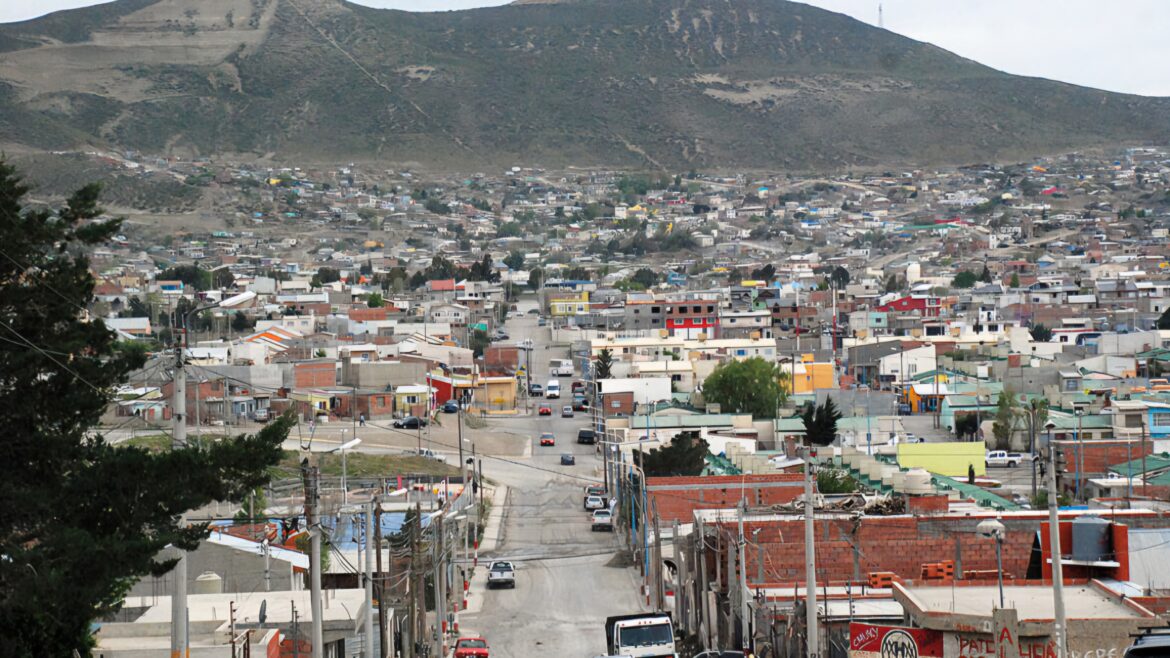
[664, 299, 720, 339]
[876, 294, 941, 318]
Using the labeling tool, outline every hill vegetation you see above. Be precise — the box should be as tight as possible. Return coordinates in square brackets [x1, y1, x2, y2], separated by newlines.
[0, 0, 1167, 168]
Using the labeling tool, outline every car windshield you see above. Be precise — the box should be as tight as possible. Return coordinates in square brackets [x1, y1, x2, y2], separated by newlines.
[618, 623, 673, 647]
[458, 640, 488, 649]
[594, 511, 611, 518]
[490, 562, 511, 571]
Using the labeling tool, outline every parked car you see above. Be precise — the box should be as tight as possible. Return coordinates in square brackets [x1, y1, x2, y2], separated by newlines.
[537, 318, 547, 326]
[571, 381, 586, 394]
[492, 331, 509, 341]
[527, 308, 541, 315]
[517, 338, 534, 350]
[539, 432, 556, 446]
[561, 453, 576, 466]
[577, 428, 597, 444]
[529, 383, 544, 396]
[486, 561, 515, 589]
[454, 638, 490, 658]
[441, 400, 459, 413]
[393, 416, 427, 429]
[986, 450, 1026, 468]
[251, 408, 270, 423]
[562, 405, 574, 418]
[584, 495, 605, 511]
[405, 448, 445, 462]
[538, 405, 552, 416]
[572, 396, 589, 411]
[591, 509, 614, 532]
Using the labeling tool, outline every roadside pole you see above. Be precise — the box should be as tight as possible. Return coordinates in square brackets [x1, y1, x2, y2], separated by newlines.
[737, 500, 750, 652]
[303, 461, 324, 658]
[1045, 430, 1067, 658]
[374, 496, 388, 658]
[365, 500, 375, 658]
[171, 342, 188, 658]
[804, 445, 819, 658]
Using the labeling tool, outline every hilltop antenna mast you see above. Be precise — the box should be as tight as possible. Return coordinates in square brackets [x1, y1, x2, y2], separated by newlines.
[878, 3, 884, 29]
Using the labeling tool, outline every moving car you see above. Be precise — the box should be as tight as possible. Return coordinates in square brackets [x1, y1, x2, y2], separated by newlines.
[584, 495, 605, 511]
[486, 561, 515, 589]
[537, 318, 547, 326]
[591, 509, 614, 532]
[986, 450, 1026, 468]
[538, 406, 552, 416]
[577, 428, 597, 444]
[453, 638, 490, 658]
[562, 405, 574, 418]
[393, 416, 428, 429]
[492, 331, 509, 341]
[561, 453, 576, 466]
[441, 400, 459, 413]
[529, 383, 544, 396]
[539, 432, 556, 446]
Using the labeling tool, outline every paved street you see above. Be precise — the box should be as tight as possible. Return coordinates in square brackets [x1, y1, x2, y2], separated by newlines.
[454, 311, 649, 658]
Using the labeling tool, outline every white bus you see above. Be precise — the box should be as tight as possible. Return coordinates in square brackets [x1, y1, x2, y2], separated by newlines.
[549, 359, 574, 377]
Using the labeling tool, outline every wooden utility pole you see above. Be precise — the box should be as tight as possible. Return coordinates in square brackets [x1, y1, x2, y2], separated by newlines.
[374, 495, 388, 658]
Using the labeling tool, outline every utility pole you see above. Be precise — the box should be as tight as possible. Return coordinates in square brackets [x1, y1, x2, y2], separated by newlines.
[1045, 427, 1067, 658]
[171, 339, 189, 658]
[1141, 414, 1149, 499]
[652, 499, 664, 612]
[375, 496, 388, 658]
[804, 445, 819, 658]
[365, 499, 375, 658]
[303, 460, 324, 658]
[737, 500, 751, 652]
[432, 513, 445, 658]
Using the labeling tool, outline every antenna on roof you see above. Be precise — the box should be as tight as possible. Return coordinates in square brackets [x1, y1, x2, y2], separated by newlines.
[878, 3, 884, 29]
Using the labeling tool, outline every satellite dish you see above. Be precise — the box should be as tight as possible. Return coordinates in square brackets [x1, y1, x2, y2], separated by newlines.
[258, 600, 267, 625]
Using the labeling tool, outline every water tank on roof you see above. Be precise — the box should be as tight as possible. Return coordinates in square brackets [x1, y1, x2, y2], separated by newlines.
[903, 469, 933, 495]
[193, 571, 223, 595]
[1071, 515, 1112, 563]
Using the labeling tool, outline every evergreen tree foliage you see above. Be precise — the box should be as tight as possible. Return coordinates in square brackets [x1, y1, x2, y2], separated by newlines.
[0, 160, 291, 653]
[800, 397, 842, 446]
[635, 430, 709, 477]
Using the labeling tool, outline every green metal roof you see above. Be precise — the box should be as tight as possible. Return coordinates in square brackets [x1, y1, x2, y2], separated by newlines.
[1109, 452, 1170, 478]
[931, 474, 1021, 511]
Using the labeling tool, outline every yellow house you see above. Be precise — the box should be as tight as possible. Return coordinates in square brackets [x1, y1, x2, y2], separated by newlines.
[782, 354, 835, 394]
[548, 291, 590, 317]
[903, 374, 950, 414]
[897, 441, 985, 478]
[475, 375, 517, 412]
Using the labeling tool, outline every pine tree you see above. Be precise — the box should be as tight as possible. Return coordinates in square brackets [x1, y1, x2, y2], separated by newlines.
[0, 160, 291, 653]
[801, 397, 842, 446]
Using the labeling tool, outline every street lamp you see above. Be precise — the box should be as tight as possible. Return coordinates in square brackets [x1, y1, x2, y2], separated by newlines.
[170, 289, 256, 658]
[331, 437, 361, 505]
[1075, 409, 1084, 503]
[976, 517, 1006, 608]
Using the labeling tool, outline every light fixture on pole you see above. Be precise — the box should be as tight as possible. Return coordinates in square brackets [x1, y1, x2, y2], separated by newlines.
[171, 289, 257, 658]
[976, 517, 1006, 608]
[331, 437, 361, 506]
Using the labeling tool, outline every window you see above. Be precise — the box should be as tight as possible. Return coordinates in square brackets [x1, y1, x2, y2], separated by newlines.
[707, 305, 715, 313]
[651, 306, 661, 314]
[693, 305, 702, 314]
[1153, 413, 1170, 427]
[1064, 379, 1079, 391]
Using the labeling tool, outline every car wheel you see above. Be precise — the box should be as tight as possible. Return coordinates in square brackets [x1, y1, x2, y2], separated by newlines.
[1009, 461, 1017, 468]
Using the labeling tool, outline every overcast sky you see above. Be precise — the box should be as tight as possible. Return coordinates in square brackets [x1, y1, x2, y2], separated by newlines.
[3, 0, 1168, 96]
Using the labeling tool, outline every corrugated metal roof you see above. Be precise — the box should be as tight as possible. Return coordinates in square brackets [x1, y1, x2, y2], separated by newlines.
[1127, 529, 1170, 591]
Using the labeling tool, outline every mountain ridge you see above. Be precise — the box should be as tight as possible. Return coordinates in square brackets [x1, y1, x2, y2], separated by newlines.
[0, 0, 1166, 169]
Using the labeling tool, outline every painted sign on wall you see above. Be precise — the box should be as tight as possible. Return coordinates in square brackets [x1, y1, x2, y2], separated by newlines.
[850, 622, 944, 658]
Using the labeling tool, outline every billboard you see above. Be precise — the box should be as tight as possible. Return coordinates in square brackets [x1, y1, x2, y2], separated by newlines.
[850, 623, 944, 658]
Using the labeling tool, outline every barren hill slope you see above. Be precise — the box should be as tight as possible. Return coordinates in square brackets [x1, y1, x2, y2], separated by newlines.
[1, 0, 1167, 168]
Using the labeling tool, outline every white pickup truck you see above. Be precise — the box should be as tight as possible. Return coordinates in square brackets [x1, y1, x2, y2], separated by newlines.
[487, 561, 515, 589]
[986, 450, 1027, 468]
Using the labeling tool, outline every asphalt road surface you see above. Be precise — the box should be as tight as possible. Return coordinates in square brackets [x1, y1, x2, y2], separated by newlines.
[454, 313, 649, 658]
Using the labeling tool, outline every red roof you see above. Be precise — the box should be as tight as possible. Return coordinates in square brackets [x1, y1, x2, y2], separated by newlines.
[429, 279, 456, 292]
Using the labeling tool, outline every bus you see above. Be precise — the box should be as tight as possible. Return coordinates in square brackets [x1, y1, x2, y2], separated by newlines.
[549, 359, 574, 377]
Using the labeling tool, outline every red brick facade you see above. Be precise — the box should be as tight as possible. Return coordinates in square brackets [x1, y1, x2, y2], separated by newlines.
[649, 474, 804, 524]
[293, 361, 336, 388]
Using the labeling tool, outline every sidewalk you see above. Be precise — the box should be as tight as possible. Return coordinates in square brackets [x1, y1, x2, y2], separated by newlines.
[458, 483, 509, 618]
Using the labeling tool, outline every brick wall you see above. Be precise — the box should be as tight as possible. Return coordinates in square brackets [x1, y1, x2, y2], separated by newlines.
[294, 361, 336, 388]
[649, 474, 803, 524]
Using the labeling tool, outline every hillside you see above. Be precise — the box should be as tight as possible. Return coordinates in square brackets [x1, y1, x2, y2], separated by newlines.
[0, 0, 1167, 169]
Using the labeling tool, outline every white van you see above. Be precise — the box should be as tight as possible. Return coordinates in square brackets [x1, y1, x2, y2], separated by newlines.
[545, 380, 561, 399]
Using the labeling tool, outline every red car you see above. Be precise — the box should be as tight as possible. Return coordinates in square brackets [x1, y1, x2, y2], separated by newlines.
[453, 637, 489, 658]
[539, 432, 556, 446]
[538, 406, 552, 416]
